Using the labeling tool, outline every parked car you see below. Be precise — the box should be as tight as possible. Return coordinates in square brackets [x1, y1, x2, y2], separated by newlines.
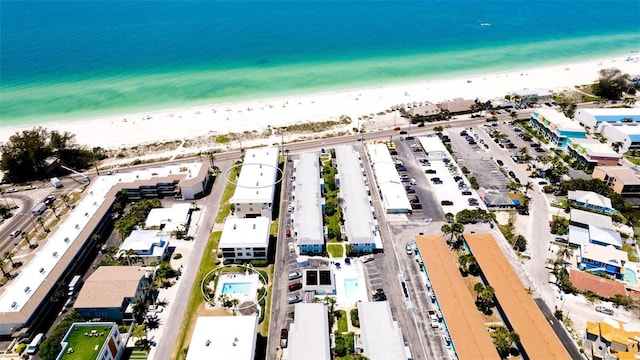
[6, 188, 18, 193]
[538, 181, 548, 186]
[535, 147, 546, 153]
[148, 305, 163, 313]
[288, 282, 303, 291]
[461, 190, 472, 196]
[360, 254, 374, 263]
[440, 200, 453, 206]
[425, 169, 436, 174]
[371, 288, 385, 295]
[410, 178, 417, 185]
[595, 305, 614, 315]
[280, 329, 289, 348]
[405, 187, 416, 194]
[288, 271, 302, 280]
[372, 293, 387, 302]
[406, 244, 413, 255]
[288, 295, 302, 304]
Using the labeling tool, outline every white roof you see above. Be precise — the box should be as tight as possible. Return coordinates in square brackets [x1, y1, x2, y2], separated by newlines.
[570, 209, 614, 229]
[418, 136, 448, 158]
[0, 162, 201, 313]
[357, 302, 407, 360]
[186, 315, 258, 360]
[568, 190, 612, 209]
[366, 144, 411, 212]
[145, 203, 191, 233]
[534, 108, 585, 132]
[578, 108, 640, 117]
[569, 138, 621, 159]
[588, 225, 623, 248]
[569, 225, 590, 245]
[120, 230, 169, 254]
[219, 217, 271, 248]
[580, 243, 628, 266]
[293, 153, 324, 246]
[286, 303, 330, 360]
[335, 146, 375, 245]
[512, 88, 552, 97]
[601, 123, 640, 136]
[230, 147, 279, 204]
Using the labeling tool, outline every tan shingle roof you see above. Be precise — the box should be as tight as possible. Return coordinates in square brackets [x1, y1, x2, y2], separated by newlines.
[74, 266, 145, 308]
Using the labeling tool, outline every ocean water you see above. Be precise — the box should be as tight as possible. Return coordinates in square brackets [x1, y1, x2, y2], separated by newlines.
[1, 0, 639, 127]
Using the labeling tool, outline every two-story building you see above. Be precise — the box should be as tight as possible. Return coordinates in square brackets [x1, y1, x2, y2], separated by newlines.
[74, 266, 148, 321]
[583, 319, 640, 360]
[292, 153, 325, 255]
[57, 322, 125, 360]
[118, 230, 170, 263]
[230, 147, 280, 219]
[575, 107, 640, 131]
[530, 108, 586, 147]
[567, 138, 622, 170]
[592, 166, 640, 198]
[218, 217, 271, 260]
[600, 123, 640, 153]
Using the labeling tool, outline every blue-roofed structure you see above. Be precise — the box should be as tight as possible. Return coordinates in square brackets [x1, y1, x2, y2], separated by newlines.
[600, 123, 640, 152]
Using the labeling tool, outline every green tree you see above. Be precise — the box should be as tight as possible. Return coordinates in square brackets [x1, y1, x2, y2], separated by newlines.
[592, 68, 632, 100]
[513, 234, 527, 252]
[491, 326, 519, 358]
[38, 309, 83, 360]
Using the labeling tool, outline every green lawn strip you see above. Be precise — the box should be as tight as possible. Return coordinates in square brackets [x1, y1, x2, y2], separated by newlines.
[622, 243, 640, 262]
[172, 231, 221, 359]
[215, 165, 240, 223]
[257, 265, 274, 336]
[336, 310, 348, 333]
[270, 221, 279, 237]
[327, 244, 344, 258]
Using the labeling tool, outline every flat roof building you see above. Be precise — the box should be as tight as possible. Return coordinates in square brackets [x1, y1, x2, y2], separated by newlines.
[417, 136, 448, 159]
[219, 217, 271, 260]
[186, 315, 258, 360]
[74, 266, 147, 321]
[335, 145, 381, 253]
[600, 123, 640, 152]
[511, 88, 553, 103]
[230, 147, 280, 219]
[465, 233, 572, 360]
[145, 203, 192, 234]
[567, 138, 621, 170]
[531, 108, 586, 147]
[356, 301, 411, 360]
[57, 322, 124, 360]
[292, 153, 325, 255]
[283, 303, 330, 360]
[575, 107, 640, 130]
[436, 98, 475, 114]
[119, 230, 170, 262]
[366, 143, 411, 214]
[592, 166, 640, 197]
[0, 162, 209, 338]
[415, 235, 499, 360]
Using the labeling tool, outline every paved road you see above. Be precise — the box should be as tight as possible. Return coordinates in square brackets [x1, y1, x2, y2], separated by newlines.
[154, 160, 229, 360]
[534, 298, 585, 359]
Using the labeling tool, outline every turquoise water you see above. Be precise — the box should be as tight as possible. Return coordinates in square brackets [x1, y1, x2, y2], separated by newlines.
[221, 282, 252, 296]
[1, 1, 639, 127]
[344, 278, 361, 303]
[624, 268, 638, 285]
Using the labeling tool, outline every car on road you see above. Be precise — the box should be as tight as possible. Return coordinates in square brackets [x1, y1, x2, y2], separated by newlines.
[288, 271, 302, 280]
[538, 181, 548, 185]
[148, 305, 163, 313]
[372, 293, 387, 302]
[595, 305, 614, 315]
[24, 185, 37, 190]
[399, 130, 408, 135]
[393, 127, 401, 131]
[288, 282, 302, 291]
[288, 295, 302, 304]
[405, 136, 415, 140]
[406, 244, 413, 255]
[6, 188, 18, 193]
[9, 230, 21, 238]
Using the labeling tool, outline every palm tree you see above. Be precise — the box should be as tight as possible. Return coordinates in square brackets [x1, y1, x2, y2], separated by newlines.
[450, 222, 465, 249]
[523, 181, 534, 197]
[132, 324, 148, 346]
[510, 111, 518, 122]
[505, 182, 521, 192]
[444, 212, 455, 223]
[3, 252, 15, 268]
[36, 216, 49, 233]
[555, 245, 573, 268]
[47, 201, 60, 219]
[441, 224, 453, 244]
[0, 259, 11, 279]
[473, 282, 485, 302]
[21, 232, 36, 249]
[60, 194, 71, 209]
[611, 141, 624, 153]
[132, 298, 148, 322]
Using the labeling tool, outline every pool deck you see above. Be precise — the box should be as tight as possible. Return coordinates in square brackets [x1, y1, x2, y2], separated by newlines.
[215, 273, 260, 302]
[332, 260, 368, 307]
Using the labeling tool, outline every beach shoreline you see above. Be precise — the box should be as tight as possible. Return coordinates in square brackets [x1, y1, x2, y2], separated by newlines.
[2, 53, 639, 151]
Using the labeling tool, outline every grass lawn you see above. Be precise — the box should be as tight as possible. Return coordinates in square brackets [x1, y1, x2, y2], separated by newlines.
[59, 325, 111, 359]
[215, 165, 240, 223]
[129, 347, 150, 360]
[270, 220, 279, 237]
[622, 243, 640, 262]
[336, 310, 348, 333]
[327, 244, 344, 258]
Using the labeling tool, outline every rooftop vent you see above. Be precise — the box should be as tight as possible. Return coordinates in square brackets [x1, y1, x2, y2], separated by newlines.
[52, 252, 58, 258]
[39, 268, 45, 274]
[205, 340, 211, 347]
[64, 237, 70, 243]
[11, 302, 18, 309]
[24, 287, 30, 294]
[233, 224, 237, 230]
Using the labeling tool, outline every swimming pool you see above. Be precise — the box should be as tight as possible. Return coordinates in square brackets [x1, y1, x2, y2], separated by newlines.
[344, 278, 360, 304]
[624, 268, 638, 285]
[221, 282, 252, 296]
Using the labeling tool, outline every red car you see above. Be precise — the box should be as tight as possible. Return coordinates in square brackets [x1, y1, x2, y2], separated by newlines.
[288, 282, 302, 291]
[393, 126, 401, 131]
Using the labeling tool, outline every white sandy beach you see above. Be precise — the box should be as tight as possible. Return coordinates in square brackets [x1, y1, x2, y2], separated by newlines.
[2, 54, 639, 150]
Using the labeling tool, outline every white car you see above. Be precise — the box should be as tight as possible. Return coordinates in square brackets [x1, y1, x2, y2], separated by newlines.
[148, 305, 163, 313]
[288, 271, 302, 280]
[410, 178, 417, 185]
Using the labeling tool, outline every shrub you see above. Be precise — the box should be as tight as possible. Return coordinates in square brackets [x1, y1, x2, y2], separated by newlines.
[350, 308, 360, 327]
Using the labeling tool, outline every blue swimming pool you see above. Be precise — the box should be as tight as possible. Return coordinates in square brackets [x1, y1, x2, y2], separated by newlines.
[344, 278, 360, 303]
[221, 282, 252, 296]
[624, 268, 637, 285]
